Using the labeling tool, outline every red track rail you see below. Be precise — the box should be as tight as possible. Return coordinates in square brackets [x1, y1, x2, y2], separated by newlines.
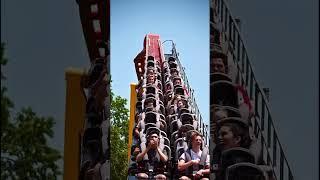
[78, 0, 110, 62]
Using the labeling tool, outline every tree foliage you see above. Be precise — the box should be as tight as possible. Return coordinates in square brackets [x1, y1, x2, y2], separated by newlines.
[1, 44, 62, 179]
[110, 91, 130, 180]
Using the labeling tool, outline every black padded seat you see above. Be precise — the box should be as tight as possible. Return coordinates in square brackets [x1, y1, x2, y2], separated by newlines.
[163, 137, 170, 146]
[86, 111, 102, 125]
[87, 61, 105, 87]
[145, 126, 161, 136]
[136, 101, 142, 110]
[145, 93, 156, 99]
[168, 56, 176, 63]
[83, 127, 102, 147]
[179, 107, 190, 114]
[211, 80, 238, 108]
[159, 104, 165, 114]
[180, 124, 195, 133]
[143, 97, 156, 109]
[170, 119, 179, 133]
[210, 72, 232, 82]
[160, 130, 167, 138]
[163, 145, 171, 162]
[225, 162, 267, 180]
[169, 61, 178, 69]
[147, 59, 155, 68]
[170, 68, 179, 75]
[220, 147, 256, 170]
[143, 123, 158, 134]
[144, 111, 158, 124]
[180, 113, 194, 125]
[146, 84, 156, 95]
[174, 85, 184, 96]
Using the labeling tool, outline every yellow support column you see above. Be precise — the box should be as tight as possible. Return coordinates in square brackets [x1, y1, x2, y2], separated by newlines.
[128, 83, 137, 162]
[64, 68, 87, 180]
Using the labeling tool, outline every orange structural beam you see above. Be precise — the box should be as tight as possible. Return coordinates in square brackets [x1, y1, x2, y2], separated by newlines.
[128, 83, 137, 162]
[64, 68, 87, 180]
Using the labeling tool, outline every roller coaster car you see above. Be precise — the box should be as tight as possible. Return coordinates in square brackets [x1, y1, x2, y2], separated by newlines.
[143, 123, 159, 134]
[160, 130, 168, 139]
[220, 147, 255, 170]
[86, 111, 102, 125]
[172, 75, 182, 83]
[225, 162, 268, 180]
[180, 113, 194, 125]
[145, 93, 156, 100]
[159, 103, 165, 114]
[169, 61, 178, 69]
[163, 137, 170, 147]
[145, 111, 158, 124]
[168, 56, 176, 64]
[174, 85, 185, 96]
[179, 107, 190, 114]
[211, 80, 238, 108]
[87, 60, 106, 87]
[147, 59, 155, 69]
[170, 68, 179, 75]
[86, 97, 102, 124]
[145, 85, 156, 95]
[143, 97, 157, 109]
[82, 128, 102, 164]
[211, 72, 232, 82]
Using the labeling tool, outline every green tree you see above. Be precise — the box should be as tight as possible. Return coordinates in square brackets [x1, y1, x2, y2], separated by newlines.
[110, 91, 130, 180]
[1, 44, 62, 179]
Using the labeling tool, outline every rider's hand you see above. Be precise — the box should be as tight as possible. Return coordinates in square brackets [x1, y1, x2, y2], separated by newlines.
[191, 159, 200, 165]
[195, 169, 203, 177]
[146, 143, 152, 151]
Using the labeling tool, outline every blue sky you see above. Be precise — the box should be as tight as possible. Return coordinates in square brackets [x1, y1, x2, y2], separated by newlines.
[110, 0, 210, 125]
